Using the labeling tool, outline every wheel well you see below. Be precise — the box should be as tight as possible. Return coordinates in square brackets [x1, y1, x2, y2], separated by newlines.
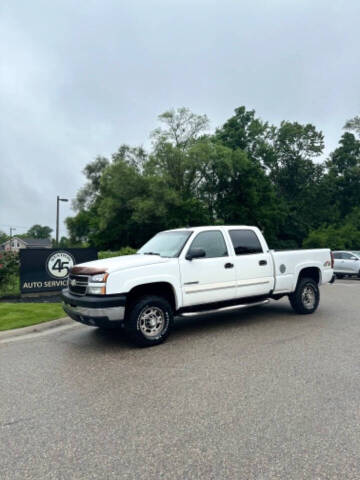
[297, 267, 321, 285]
[126, 282, 176, 312]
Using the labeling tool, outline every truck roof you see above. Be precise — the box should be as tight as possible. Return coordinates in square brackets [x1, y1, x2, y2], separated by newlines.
[165, 225, 259, 232]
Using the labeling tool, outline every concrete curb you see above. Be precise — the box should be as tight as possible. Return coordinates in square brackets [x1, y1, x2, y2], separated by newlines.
[0, 317, 74, 340]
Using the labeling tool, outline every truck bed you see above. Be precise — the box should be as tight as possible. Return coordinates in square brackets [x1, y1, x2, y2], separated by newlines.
[271, 249, 332, 294]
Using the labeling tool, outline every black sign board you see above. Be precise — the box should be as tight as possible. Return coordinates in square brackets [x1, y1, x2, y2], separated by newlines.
[20, 248, 98, 293]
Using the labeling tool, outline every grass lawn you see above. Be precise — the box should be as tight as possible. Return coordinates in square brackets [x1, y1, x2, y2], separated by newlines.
[0, 303, 65, 331]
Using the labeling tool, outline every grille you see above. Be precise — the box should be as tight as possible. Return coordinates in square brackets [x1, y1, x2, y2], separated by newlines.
[68, 274, 89, 295]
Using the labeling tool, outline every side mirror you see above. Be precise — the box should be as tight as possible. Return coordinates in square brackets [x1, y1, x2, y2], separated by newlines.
[186, 248, 206, 261]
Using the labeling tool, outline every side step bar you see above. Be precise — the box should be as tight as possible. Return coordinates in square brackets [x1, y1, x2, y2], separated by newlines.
[179, 299, 270, 317]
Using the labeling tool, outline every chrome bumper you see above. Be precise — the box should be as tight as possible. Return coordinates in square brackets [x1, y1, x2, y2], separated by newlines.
[61, 288, 127, 327]
[63, 302, 125, 322]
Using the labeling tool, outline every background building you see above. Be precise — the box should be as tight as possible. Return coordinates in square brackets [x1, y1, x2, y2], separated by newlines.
[0, 237, 52, 252]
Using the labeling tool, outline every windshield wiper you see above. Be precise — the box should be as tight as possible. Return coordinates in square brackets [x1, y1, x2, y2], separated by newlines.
[142, 252, 160, 256]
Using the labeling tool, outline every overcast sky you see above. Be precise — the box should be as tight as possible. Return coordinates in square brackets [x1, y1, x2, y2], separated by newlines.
[1, 0, 359, 238]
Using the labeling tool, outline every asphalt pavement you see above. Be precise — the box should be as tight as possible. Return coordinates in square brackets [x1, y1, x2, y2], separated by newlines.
[1, 280, 360, 479]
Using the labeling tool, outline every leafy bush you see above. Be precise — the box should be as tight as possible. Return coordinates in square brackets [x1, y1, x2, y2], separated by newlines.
[303, 224, 360, 250]
[98, 247, 137, 259]
[0, 252, 20, 296]
[0, 252, 19, 285]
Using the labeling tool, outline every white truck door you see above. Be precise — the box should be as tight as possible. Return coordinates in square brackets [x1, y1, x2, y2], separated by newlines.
[179, 230, 237, 307]
[227, 229, 274, 298]
[341, 252, 355, 273]
[347, 253, 360, 273]
[333, 252, 344, 272]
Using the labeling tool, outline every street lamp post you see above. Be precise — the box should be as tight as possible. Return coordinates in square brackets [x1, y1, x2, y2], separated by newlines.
[9, 227, 16, 252]
[56, 196, 69, 247]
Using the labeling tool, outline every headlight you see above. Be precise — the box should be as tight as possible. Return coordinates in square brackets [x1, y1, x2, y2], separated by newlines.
[91, 273, 108, 283]
[87, 272, 108, 295]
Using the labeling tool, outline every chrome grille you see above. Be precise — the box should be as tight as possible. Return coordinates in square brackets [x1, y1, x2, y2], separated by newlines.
[68, 274, 89, 296]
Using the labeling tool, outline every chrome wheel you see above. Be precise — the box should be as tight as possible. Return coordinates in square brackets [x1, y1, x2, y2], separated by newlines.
[138, 306, 165, 338]
[302, 285, 315, 309]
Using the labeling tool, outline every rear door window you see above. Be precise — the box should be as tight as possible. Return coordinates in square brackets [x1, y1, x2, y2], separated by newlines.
[229, 230, 263, 255]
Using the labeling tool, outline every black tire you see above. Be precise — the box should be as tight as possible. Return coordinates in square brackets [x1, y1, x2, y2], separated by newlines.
[289, 277, 320, 315]
[124, 295, 173, 347]
[336, 273, 344, 279]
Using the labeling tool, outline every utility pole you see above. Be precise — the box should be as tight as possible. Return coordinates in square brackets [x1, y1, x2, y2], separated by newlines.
[9, 227, 16, 252]
[56, 196, 69, 247]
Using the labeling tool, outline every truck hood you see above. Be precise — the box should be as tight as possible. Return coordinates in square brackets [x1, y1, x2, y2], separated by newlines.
[71, 254, 171, 275]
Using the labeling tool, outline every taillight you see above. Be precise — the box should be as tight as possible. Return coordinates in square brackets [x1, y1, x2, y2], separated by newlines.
[330, 251, 334, 269]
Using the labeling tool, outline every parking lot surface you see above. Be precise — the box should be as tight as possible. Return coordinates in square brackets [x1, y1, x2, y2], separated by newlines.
[1, 280, 360, 479]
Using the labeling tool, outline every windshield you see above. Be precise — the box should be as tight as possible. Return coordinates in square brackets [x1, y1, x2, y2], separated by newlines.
[138, 230, 192, 258]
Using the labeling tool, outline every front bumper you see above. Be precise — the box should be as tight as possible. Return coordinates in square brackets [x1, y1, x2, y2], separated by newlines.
[61, 289, 127, 327]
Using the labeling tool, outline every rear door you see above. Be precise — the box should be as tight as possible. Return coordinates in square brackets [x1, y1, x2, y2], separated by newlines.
[227, 228, 274, 298]
[346, 252, 360, 273]
[179, 230, 237, 307]
[341, 252, 355, 273]
[333, 252, 344, 272]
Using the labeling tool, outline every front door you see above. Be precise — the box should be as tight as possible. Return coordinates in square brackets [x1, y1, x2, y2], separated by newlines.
[179, 230, 237, 307]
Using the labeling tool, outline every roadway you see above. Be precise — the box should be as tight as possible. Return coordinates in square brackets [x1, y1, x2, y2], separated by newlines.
[1, 280, 360, 479]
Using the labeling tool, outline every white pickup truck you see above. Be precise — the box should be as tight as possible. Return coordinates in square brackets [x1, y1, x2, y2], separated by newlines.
[62, 226, 334, 346]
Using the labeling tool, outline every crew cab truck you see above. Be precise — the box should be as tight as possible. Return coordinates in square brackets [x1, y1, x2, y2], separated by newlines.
[62, 226, 334, 347]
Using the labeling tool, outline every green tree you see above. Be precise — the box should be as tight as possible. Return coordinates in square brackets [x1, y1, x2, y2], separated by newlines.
[215, 107, 326, 246]
[267, 121, 325, 245]
[73, 156, 110, 211]
[147, 107, 210, 198]
[66, 209, 97, 245]
[303, 207, 360, 250]
[194, 142, 283, 245]
[26, 224, 53, 239]
[68, 146, 148, 246]
[66, 105, 360, 251]
[215, 106, 269, 155]
[58, 236, 71, 248]
[93, 148, 208, 249]
[0, 251, 20, 288]
[0, 231, 8, 245]
[344, 116, 360, 137]
[326, 132, 360, 218]
[151, 107, 209, 150]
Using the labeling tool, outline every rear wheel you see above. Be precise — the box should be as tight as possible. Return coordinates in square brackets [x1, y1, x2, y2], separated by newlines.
[124, 295, 173, 347]
[336, 273, 344, 279]
[289, 277, 319, 314]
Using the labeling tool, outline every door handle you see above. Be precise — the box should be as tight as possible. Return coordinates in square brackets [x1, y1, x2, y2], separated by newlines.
[224, 263, 234, 269]
[259, 260, 267, 266]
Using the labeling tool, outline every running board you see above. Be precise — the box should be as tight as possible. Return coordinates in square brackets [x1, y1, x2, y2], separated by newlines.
[179, 299, 270, 317]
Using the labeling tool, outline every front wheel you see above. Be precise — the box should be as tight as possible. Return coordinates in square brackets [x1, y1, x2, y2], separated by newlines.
[124, 295, 173, 347]
[289, 278, 320, 314]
